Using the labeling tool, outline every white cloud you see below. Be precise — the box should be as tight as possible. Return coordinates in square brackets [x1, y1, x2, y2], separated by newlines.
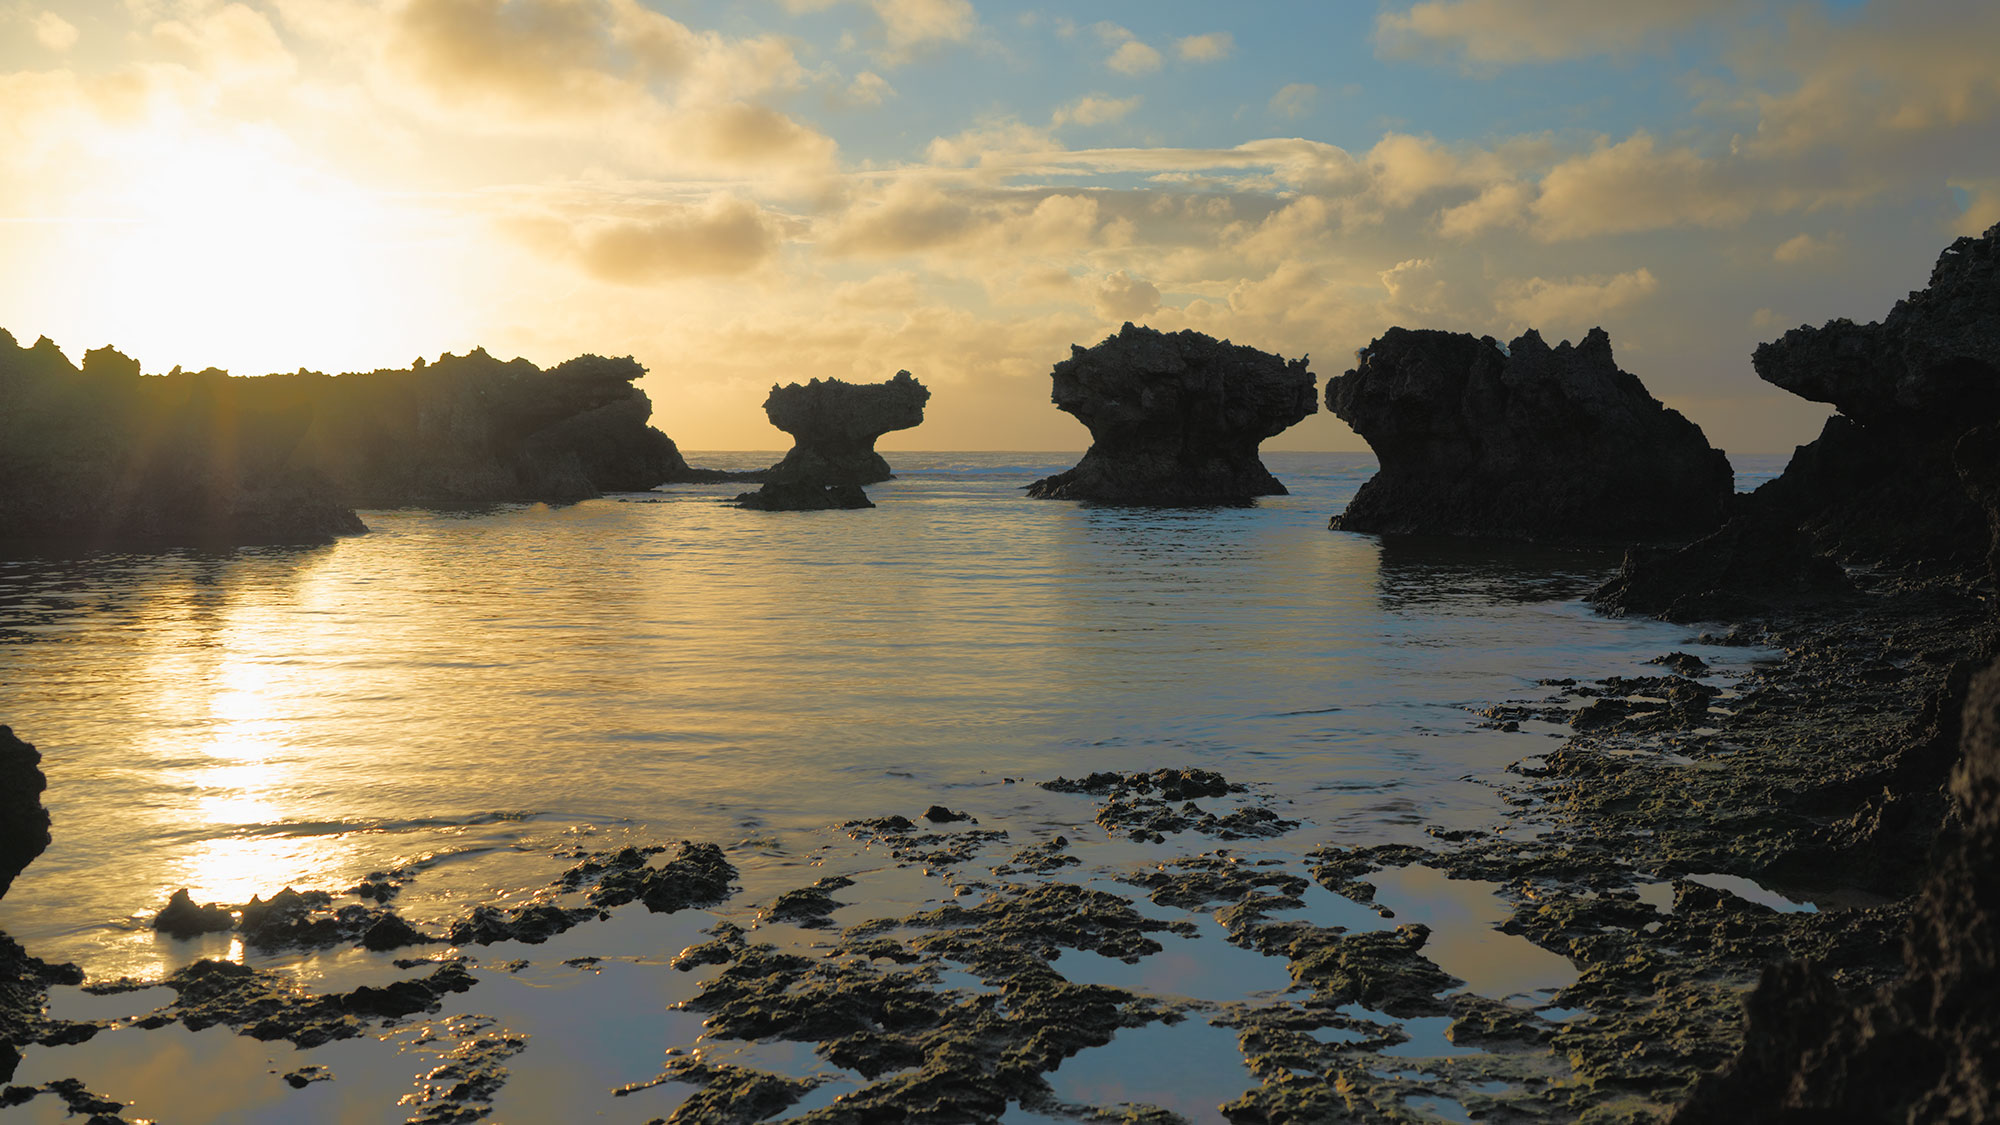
[1094, 270, 1160, 321]
[1772, 232, 1835, 264]
[1268, 82, 1316, 119]
[507, 194, 789, 284]
[1176, 32, 1233, 62]
[1107, 39, 1161, 77]
[1052, 94, 1141, 128]
[1375, 0, 1735, 65]
[152, 3, 296, 85]
[870, 0, 977, 63]
[34, 10, 79, 52]
[844, 70, 894, 106]
[1496, 267, 1658, 328]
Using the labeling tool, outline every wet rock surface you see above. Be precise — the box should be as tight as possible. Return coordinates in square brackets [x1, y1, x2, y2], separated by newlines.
[1024, 324, 1317, 505]
[1327, 326, 1733, 543]
[0, 726, 50, 901]
[735, 371, 928, 509]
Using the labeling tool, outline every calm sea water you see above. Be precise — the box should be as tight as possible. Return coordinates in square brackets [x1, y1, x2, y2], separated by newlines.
[0, 451, 1786, 981]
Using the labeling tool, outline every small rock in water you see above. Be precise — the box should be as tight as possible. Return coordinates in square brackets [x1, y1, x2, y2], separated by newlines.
[153, 889, 233, 938]
[921, 805, 970, 823]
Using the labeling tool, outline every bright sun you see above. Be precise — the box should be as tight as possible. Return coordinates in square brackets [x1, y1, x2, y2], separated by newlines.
[64, 130, 430, 376]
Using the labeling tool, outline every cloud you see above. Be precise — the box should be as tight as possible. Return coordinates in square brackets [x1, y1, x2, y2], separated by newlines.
[1052, 94, 1141, 128]
[1094, 23, 1161, 76]
[1436, 180, 1530, 237]
[1375, 0, 1735, 65]
[1772, 232, 1835, 264]
[1107, 39, 1161, 77]
[843, 70, 894, 106]
[1268, 83, 1316, 119]
[507, 194, 787, 284]
[870, 0, 977, 63]
[1094, 270, 1160, 321]
[374, 0, 837, 180]
[34, 11, 79, 51]
[1496, 267, 1658, 328]
[152, 3, 297, 84]
[1176, 32, 1233, 62]
[1529, 133, 1749, 240]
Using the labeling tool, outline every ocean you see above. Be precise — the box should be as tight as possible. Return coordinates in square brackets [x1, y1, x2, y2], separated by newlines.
[0, 451, 1790, 1122]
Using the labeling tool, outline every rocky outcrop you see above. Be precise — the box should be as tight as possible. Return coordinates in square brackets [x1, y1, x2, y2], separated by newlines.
[1326, 327, 1733, 543]
[1598, 223, 2000, 617]
[1024, 324, 1317, 505]
[0, 331, 702, 547]
[734, 371, 927, 510]
[0, 727, 50, 900]
[1672, 654, 2000, 1124]
[765, 371, 928, 486]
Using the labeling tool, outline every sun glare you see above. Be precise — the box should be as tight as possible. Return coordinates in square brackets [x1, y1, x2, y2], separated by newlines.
[69, 131, 426, 375]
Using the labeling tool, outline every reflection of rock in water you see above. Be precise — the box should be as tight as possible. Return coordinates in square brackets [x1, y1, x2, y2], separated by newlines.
[1328, 326, 1732, 544]
[1025, 323, 1317, 506]
[1373, 535, 1625, 607]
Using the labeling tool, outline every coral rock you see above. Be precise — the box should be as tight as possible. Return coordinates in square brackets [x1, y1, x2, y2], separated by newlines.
[1326, 327, 1732, 543]
[735, 371, 928, 510]
[1025, 323, 1317, 505]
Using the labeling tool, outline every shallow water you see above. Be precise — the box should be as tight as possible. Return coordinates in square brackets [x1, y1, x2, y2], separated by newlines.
[0, 450, 1784, 1120]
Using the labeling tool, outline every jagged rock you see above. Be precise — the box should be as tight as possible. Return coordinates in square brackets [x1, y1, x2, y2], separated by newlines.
[1024, 323, 1316, 505]
[1604, 224, 2000, 616]
[153, 890, 235, 938]
[1672, 654, 2000, 1123]
[734, 371, 927, 510]
[1326, 327, 1732, 543]
[0, 728, 49, 901]
[767, 371, 928, 486]
[0, 332, 702, 547]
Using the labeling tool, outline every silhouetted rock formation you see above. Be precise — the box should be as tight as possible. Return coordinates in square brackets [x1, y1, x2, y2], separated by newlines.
[1327, 327, 1732, 543]
[734, 371, 927, 510]
[1024, 323, 1316, 505]
[766, 371, 929, 486]
[0, 331, 701, 547]
[1599, 224, 2000, 619]
[0, 331, 366, 546]
[1673, 654, 2000, 1124]
[285, 349, 692, 506]
[0, 727, 50, 901]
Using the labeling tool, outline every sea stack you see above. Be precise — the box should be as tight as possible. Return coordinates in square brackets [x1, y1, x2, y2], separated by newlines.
[1024, 323, 1317, 505]
[1597, 222, 2000, 618]
[735, 371, 929, 510]
[1327, 327, 1732, 543]
[0, 727, 50, 900]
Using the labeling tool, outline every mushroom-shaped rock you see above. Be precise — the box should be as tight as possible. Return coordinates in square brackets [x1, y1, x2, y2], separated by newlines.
[0, 726, 50, 900]
[764, 371, 929, 487]
[1024, 323, 1317, 505]
[735, 371, 928, 510]
[1327, 327, 1732, 543]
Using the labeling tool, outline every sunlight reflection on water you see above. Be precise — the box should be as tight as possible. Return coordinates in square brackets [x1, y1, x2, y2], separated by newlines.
[1, 452, 1763, 976]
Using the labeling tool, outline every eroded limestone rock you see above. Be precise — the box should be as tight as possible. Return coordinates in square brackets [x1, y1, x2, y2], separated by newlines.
[0, 728, 49, 901]
[1025, 324, 1317, 505]
[735, 371, 928, 510]
[1326, 327, 1732, 543]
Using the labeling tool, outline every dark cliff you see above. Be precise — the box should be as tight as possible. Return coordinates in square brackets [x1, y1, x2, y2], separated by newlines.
[1326, 327, 1733, 544]
[1, 331, 696, 547]
[1025, 323, 1317, 505]
[1597, 223, 2000, 618]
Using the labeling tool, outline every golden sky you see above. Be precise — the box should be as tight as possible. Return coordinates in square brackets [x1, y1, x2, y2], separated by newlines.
[4, 0, 1997, 451]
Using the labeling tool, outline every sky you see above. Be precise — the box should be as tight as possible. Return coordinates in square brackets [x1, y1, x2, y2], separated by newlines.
[3, 0, 1997, 453]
